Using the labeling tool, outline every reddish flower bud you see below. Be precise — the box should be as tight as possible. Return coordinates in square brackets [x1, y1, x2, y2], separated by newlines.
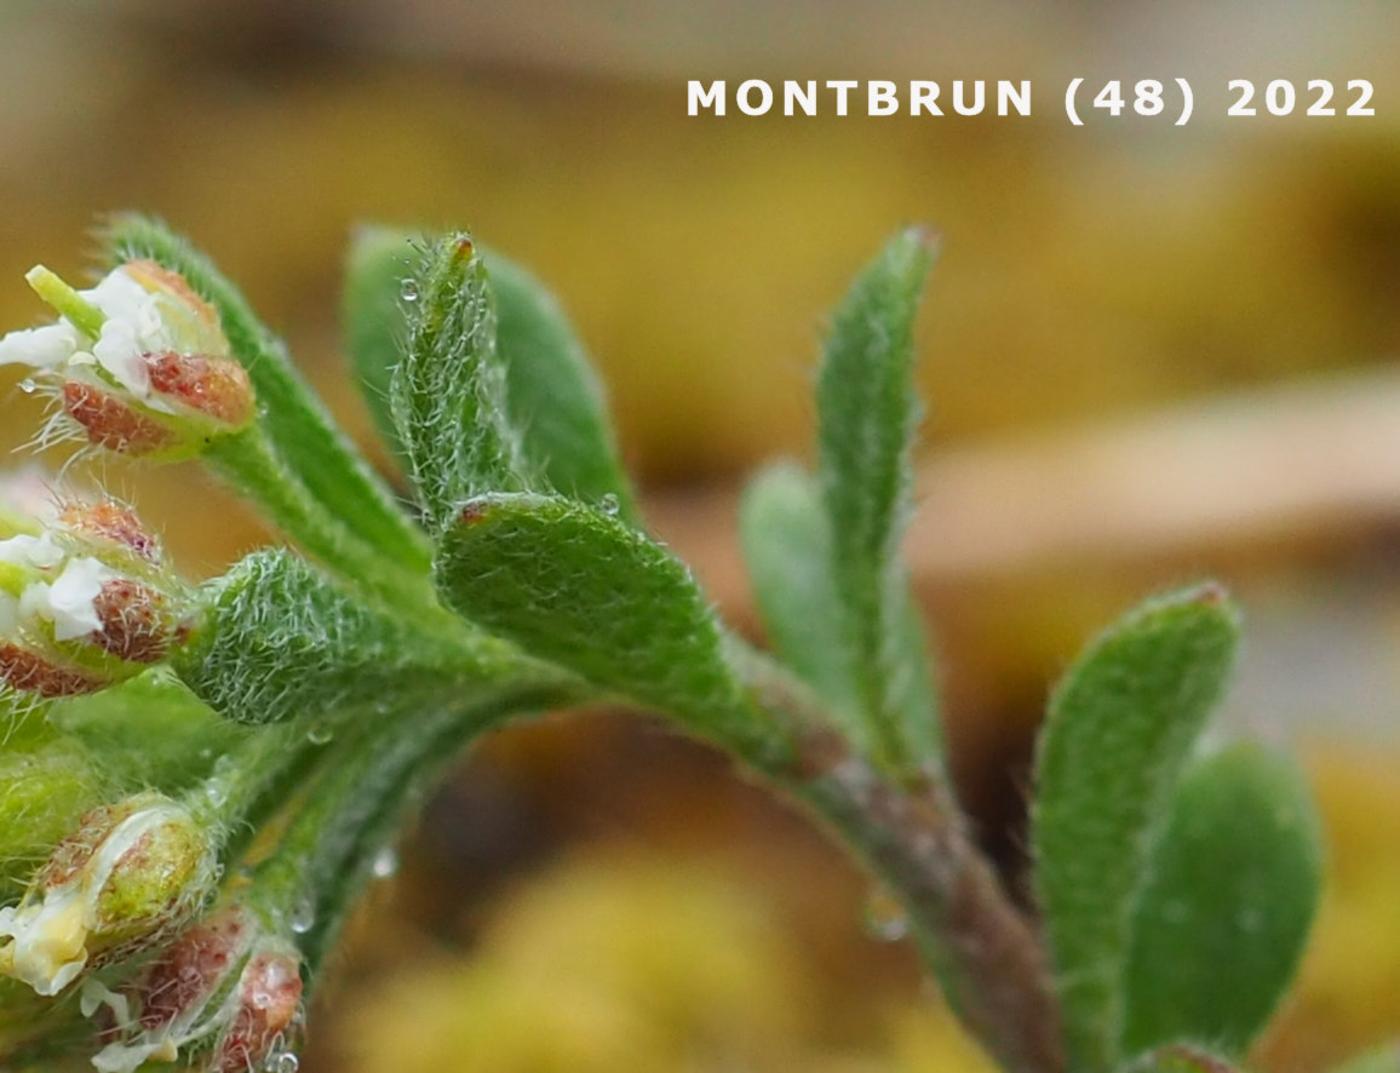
[90, 578, 175, 664]
[86, 903, 303, 1073]
[57, 501, 161, 566]
[212, 946, 303, 1073]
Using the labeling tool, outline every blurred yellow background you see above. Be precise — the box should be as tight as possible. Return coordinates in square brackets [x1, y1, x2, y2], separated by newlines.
[1, 3, 1397, 1070]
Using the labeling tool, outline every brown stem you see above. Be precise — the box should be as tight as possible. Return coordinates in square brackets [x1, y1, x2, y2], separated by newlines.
[741, 654, 1064, 1073]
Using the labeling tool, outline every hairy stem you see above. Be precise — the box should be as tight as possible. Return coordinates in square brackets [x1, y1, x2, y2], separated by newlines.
[739, 652, 1064, 1073]
[251, 682, 588, 975]
[206, 427, 437, 618]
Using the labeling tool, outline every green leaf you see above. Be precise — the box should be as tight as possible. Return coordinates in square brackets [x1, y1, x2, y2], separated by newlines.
[172, 550, 514, 726]
[1031, 584, 1241, 1073]
[345, 227, 636, 517]
[816, 227, 938, 773]
[343, 225, 416, 462]
[435, 492, 783, 761]
[392, 233, 528, 529]
[740, 462, 940, 761]
[102, 214, 429, 572]
[1121, 741, 1324, 1057]
[487, 246, 638, 518]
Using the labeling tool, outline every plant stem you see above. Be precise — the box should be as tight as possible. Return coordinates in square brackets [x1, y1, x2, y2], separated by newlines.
[250, 682, 587, 973]
[206, 427, 438, 620]
[738, 651, 1064, 1073]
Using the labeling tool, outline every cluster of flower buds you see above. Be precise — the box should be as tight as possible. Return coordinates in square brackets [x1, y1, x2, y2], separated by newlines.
[83, 900, 303, 1073]
[0, 260, 253, 460]
[0, 791, 215, 997]
[0, 484, 185, 698]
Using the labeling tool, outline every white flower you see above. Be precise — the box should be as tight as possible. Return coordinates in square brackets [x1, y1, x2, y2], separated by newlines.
[0, 531, 65, 570]
[0, 266, 185, 405]
[0, 322, 82, 369]
[24, 557, 112, 641]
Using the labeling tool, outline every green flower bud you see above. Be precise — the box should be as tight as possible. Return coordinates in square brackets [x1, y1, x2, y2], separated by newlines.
[0, 262, 253, 461]
[0, 792, 215, 996]
[0, 736, 107, 899]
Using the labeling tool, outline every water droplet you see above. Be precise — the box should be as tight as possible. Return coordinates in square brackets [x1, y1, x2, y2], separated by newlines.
[399, 279, 419, 303]
[371, 845, 399, 879]
[306, 723, 333, 746]
[862, 888, 909, 942]
[18, 378, 36, 394]
[289, 899, 314, 935]
[204, 782, 227, 807]
[274, 1055, 300, 1073]
[599, 493, 620, 516]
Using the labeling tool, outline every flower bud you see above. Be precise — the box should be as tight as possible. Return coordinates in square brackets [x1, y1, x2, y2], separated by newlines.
[0, 262, 253, 461]
[0, 496, 183, 697]
[0, 792, 215, 996]
[86, 902, 302, 1073]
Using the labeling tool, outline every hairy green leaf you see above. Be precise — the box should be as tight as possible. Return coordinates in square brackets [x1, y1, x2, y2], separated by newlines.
[816, 227, 938, 773]
[487, 246, 638, 518]
[435, 492, 782, 761]
[1031, 584, 1241, 1073]
[393, 233, 528, 529]
[344, 225, 416, 462]
[172, 550, 513, 726]
[740, 462, 940, 761]
[345, 227, 635, 516]
[103, 214, 428, 571]
[1122, 741, 1324, 1056]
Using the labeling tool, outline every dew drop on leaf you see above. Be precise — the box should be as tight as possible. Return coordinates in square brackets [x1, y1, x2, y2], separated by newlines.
[399, 279, 419, 303]
[600, 493, 620, 516]
[862, 887, 909, 942]
[306, 723, 333, 746]
[290, 898, 315, 935]
[18, 378, 36, 394]
[371, 845, 399, 879]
